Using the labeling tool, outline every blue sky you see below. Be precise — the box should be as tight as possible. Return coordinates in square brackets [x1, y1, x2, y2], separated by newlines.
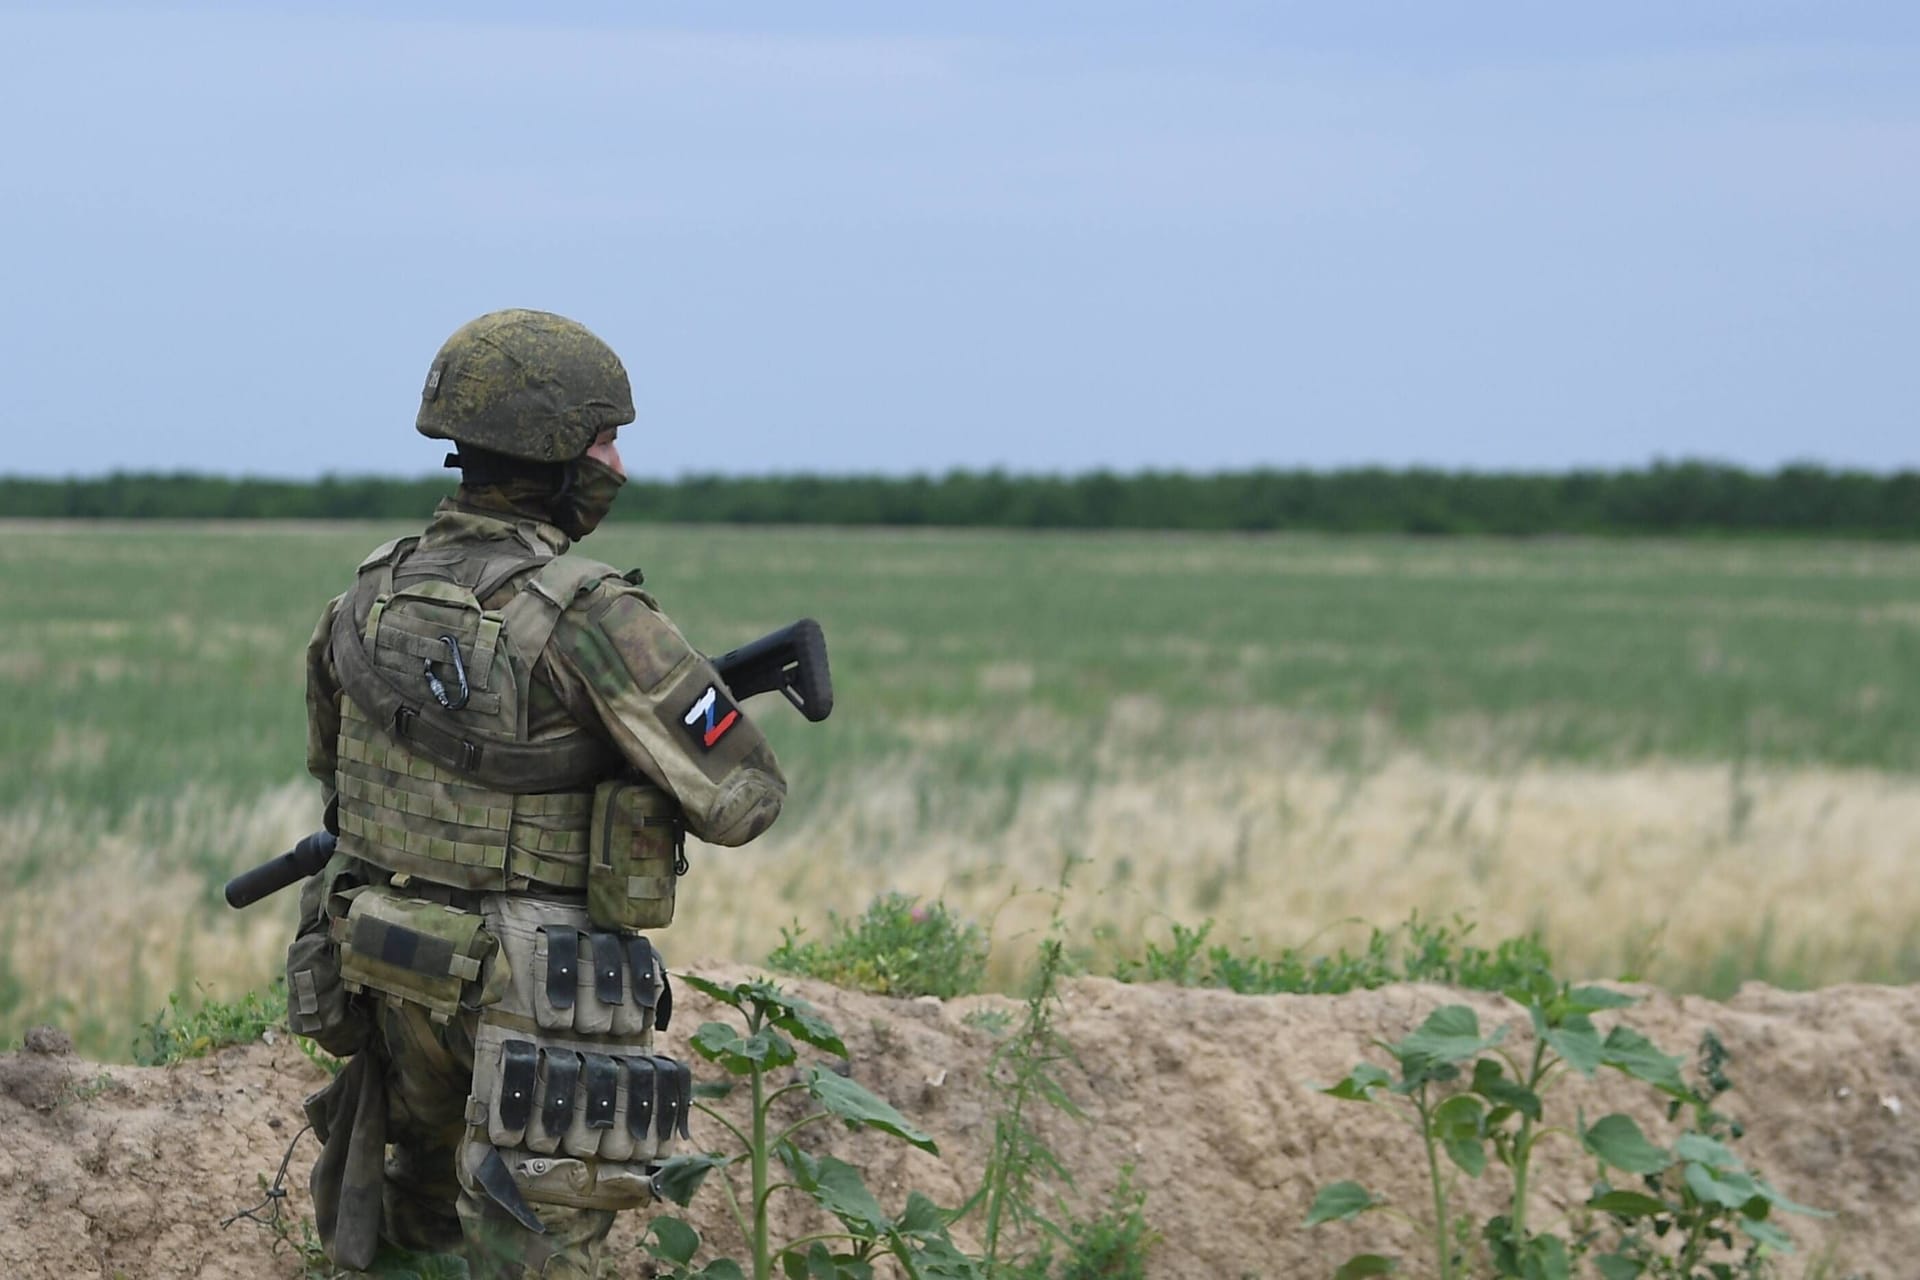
[2, 2, 1915, 478]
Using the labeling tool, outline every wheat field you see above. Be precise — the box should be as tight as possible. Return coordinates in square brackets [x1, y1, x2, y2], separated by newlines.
[2, 520, 1917, 1058]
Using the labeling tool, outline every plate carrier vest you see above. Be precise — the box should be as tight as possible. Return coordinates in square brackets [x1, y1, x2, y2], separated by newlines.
[329, 533, 625, 892]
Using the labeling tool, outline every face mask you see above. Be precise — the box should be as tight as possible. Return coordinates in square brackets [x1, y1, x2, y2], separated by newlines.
[552, 455, 626, 539]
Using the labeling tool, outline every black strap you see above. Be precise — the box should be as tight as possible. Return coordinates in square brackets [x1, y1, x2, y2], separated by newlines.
[591, 932, 625, 1006]
[472, 1145, 547, 1235]
[541, 927, 578, 1012]
[671, 1058, 693, 1140]
[625, 937, 658, 1009]
[656, 969, 673, 1032]
[497, 1040, 538, 1132]
[650, 1055, 680, 1143]
[582, 1053, 619, 1131]
[540, 1049, 581, 1138]
[625, 1057, 656, 1139]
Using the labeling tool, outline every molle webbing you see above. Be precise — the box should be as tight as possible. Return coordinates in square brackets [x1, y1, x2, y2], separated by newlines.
[330, 543, 621, 793]
[336, 699, 593, 890]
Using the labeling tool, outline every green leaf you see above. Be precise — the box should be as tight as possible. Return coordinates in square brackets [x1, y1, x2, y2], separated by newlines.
[1752, 1178, 1830, 1218]
[647, 1216, 701, 1265]
[1545, 1014, 1603, 1076]
[1470, 1058, 1542, 1121]
[896, 1191, 945, 1238]
[652, 1152, 731, 1206]
[1522, 1234, 1571, 1280]
[678, 972, 747, 1010]
[1306, 1181, 1382, 1226]
[1600, 1026, 1688, 1095]
[1594, 1255, 1643, 1280]
[743, 1027, 799, 1070]
[783, 1243, 839, 1280]
[1738, 1216, 1795, 1251]
[1394, 1005, 1507, 1067]
[1321, 1062, 1392, 1101]
[1582, 1114, 1671, 1175]
[697, 1263, 747, 1280]
[1673, 1132, 1738, 1170]
[766, 996, 849, 1057]
[807, 1067, 939, 1153]
[1560, 985, 1637, 1015]
[693, 1079, 736, 1101]
[1333, 1256, 1398, 1279]
[1431, 1094, 1488, 1176]
[905, 1237, 982, 1280]
[803, 1155, 894, 1235]
[689, 1021, 752, 1072]
[1683, 1162, 1762, 1210]
[1587, 1190, 1670, 1218]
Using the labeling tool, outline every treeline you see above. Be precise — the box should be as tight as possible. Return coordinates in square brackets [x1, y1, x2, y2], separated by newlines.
[2, 462, 1917, 537]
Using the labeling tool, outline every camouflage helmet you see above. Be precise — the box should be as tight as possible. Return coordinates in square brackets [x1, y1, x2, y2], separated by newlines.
[416, 309, 635, 463]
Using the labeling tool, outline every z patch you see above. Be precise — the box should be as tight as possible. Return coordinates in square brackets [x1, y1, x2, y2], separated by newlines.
[680, 684, 739, 751]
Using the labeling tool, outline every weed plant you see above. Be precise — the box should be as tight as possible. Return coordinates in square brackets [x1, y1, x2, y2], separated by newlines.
[647, 974, 980, 1280]
[1011, 1166, 1158, 1280]
[974, 935, 1081, 1274]
[1116, 914, 1555, 996]
[133, 981, 288, 1066]
[964, 856, 1158, 1280]
[1308, 973, 1823, 1278]
[769, 893, 990, 998]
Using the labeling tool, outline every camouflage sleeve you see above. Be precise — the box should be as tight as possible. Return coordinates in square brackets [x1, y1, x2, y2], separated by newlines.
[544, 579, 786, 847]
[304, 593, 345, 813]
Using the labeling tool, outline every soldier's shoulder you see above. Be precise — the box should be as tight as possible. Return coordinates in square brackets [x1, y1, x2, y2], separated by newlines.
[355, 535, 416, 573]
[554, 571, 695, 692]
[505, 550, 621, 614]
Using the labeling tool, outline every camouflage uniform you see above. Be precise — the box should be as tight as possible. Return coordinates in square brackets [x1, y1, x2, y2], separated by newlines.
[291, 311, 785, 1277]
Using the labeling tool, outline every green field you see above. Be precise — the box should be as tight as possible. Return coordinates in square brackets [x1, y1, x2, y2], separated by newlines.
[4, 521, 1919, 1057]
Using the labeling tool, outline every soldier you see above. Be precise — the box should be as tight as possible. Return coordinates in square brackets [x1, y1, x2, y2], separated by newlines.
[287, 309, 786, 1277]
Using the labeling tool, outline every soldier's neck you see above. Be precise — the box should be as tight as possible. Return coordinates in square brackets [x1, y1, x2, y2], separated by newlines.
[449, 486, 573, 549]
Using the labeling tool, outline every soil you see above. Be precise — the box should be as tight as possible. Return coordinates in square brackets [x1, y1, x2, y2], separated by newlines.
[1, 971, 1913, 1279]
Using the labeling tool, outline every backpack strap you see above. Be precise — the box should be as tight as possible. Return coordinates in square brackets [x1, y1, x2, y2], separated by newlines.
[496, 554, 622, 736]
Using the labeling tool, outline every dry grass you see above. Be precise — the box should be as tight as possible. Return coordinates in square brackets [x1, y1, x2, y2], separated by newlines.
[683, 710, 1920, 995]
[7, 713, 1918, 1056]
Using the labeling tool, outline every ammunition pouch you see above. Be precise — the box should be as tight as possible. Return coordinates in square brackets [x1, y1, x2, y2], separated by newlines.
[588, 780, 686, 932]
[459, 894, 681, 1214]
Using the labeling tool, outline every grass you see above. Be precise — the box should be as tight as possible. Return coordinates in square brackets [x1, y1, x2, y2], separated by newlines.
[767, 892, 991, 997]
[1, 520, 1918, 1057]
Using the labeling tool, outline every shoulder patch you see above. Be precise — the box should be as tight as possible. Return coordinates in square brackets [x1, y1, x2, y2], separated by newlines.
[679, 683, 740, 751]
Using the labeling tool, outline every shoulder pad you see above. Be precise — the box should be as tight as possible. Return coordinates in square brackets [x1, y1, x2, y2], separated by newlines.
[356, 536, 417, 574]
[521, 552, 622, 611]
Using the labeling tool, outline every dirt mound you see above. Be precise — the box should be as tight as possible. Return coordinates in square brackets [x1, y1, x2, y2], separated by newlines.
[1, 973, 1913, 1278]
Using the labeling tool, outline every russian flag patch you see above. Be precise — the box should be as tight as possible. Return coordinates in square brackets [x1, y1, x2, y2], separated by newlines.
[680, 684, 739, 751]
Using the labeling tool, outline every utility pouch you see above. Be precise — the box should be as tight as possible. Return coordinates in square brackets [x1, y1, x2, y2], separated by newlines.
[587, 780, 685, 932]
[286, 864, 375, 1057]
[333, 886, 497, 1025]
[286, 932, 370, 1057]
